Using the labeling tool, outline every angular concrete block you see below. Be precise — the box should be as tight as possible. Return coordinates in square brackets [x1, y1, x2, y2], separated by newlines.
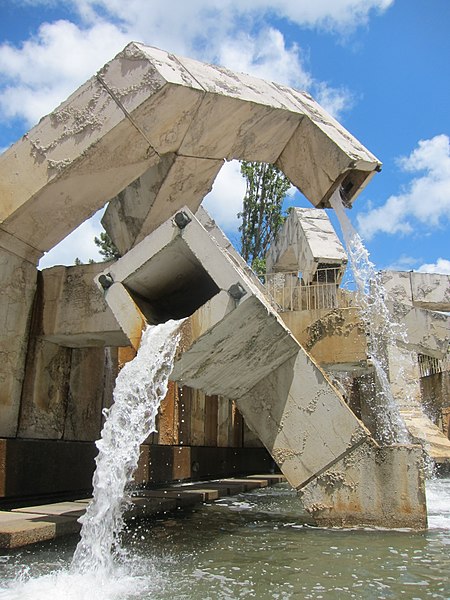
[98, 43, 205, 154]
[238, 352, 369, 488]
[266, 207, 347, 281]
[299, 442, 427, 529]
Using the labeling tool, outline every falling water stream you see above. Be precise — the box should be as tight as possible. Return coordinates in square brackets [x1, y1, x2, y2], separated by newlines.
[0, 319, 184, 599]
[329, 188, 410, 445]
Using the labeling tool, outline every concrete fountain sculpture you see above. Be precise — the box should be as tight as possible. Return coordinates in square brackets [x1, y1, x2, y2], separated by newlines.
[0, 41, 437, 531]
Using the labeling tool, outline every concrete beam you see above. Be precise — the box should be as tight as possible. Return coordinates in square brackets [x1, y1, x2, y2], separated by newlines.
[0, 42, 380, 261]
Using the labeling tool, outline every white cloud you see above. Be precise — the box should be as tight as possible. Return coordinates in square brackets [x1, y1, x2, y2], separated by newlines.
[217, 28, 312, 90]
[383, 254, 419, 271]
[38, 207, 104, 269]
[203, 160, 246, 233]
[357, 134, 450, 240]
[0, 20, 129, 125]
[1, 0, 391, 125]
[417, 258, 450, 275]
[62, 0, 395, 36]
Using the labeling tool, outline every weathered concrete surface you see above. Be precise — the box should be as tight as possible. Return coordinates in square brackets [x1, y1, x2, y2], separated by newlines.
[266, 208, 347, 283]
[381, 270, 450, 312]
[98, 207, 426, 527]
[0, 249, 37, 437]
[281, 308, 368, 371]
[41, 263, 128, 348]
[376, 271, 450, 461]
[387, 345, 450, 463]
[0, 42, 380, 262]
[421, 371, 450, 439]
[299, 442, 427, 528]
[18, 339, 72, 439]
[386, 300, 449, 360]
[103, 155, 224, 255]
[0, 510, 80, 549]
[380, 270, 449, 358]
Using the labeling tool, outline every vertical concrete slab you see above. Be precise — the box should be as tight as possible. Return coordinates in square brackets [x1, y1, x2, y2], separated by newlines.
[18, 339, 71, 440]
[177, 386, 191, 445]
[0, 250, 37, 437]
[217, 396, 232, 447]
[64, 347, 112, 442]
[388, 345, 450, 462]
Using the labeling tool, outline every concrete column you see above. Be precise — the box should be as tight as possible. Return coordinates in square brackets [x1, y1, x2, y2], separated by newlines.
[0, 249, 37, 437]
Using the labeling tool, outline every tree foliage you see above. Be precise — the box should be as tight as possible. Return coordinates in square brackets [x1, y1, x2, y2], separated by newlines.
[238, 161, 291, 275]
[94, 231, 121, 261]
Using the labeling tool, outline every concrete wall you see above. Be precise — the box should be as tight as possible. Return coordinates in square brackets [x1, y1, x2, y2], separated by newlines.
[421, 371, 450, 439]
[281, 308, 368, 371]
[0, 249, 38, 437]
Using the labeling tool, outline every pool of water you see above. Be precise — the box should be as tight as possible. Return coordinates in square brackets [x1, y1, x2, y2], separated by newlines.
[0, 478, 449, 600]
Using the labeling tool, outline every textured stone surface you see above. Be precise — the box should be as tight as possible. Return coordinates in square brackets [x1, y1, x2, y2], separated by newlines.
[41, 263, 128, 348]
[0, 249, 37, 437]
[266, 207, 347, 281]
[99, 208, 373, 492]
[281, 308, 368, 371]
[299, 442, 427, 529]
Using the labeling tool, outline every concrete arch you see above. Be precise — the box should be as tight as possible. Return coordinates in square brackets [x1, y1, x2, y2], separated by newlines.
[0, 42, 380, 265]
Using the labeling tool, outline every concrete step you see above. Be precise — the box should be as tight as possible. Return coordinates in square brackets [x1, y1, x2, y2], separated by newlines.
[0, 474, 283, 549]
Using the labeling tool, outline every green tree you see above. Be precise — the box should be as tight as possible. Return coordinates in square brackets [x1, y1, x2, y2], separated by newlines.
[94, 231, 121, 261]
[238, 161, 291, 275]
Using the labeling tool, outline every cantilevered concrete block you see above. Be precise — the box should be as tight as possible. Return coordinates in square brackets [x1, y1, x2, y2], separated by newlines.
[266, 207, 347, 282]
[0, 74, 158, 255]
[275, 88, 380, 207]
[97, 207, 369, 480]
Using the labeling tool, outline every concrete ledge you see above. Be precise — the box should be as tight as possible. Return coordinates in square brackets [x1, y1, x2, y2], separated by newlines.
[0, 474, 285, 548]
[0, 510, 81, 549]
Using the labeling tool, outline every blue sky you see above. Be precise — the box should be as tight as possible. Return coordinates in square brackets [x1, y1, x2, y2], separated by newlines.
[0, 0, 449, 273]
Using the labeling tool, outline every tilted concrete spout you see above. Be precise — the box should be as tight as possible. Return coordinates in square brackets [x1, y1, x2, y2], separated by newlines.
[97, 207, 427, 529]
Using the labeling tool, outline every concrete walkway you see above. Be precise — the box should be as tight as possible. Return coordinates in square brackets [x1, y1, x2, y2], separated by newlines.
[0, 474, 285, 549]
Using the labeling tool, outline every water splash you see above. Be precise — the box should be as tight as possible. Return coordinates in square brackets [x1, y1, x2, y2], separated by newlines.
[329, 189, 409, 444]
[72, 319, 184, 574]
